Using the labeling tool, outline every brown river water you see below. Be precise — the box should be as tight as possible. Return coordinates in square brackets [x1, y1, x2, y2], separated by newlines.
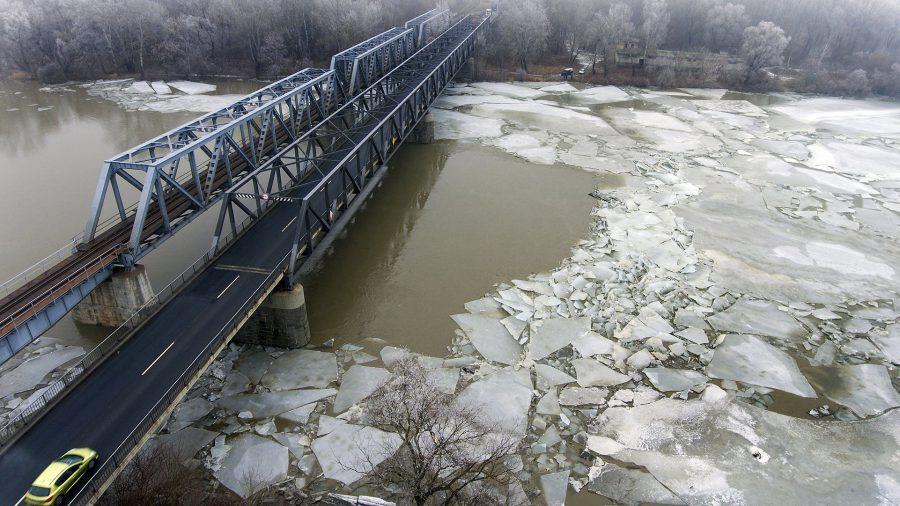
[0, 80, 614, 355]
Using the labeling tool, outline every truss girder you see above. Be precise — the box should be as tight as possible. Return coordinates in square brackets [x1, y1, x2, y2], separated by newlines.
[82, 68, 348, 261]
[214, 13, 488, 282]
[330, 27, 417, 98]
[406, 7, 451, 47]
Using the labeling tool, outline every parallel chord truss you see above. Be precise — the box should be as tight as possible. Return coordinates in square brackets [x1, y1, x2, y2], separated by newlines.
[81, 9, 442, 265]
[82, 68, 345, 262]
[405, 7, 451, 47]
[213, 13, 490, 282]
[330, 27, 417, 98]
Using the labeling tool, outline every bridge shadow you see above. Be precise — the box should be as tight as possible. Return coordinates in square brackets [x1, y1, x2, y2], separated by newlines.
[300, 141, 603, 355]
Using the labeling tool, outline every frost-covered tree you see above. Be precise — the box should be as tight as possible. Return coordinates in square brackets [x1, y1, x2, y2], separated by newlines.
[844, 68, 870, 97]
[705, 2, 749, 52]
[586, 1, 633, 76]
[640, 0, 669, 54]
[740, 20, 789, 83]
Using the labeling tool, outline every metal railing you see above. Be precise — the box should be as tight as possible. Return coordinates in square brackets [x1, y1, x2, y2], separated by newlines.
[0, 244, 127, 336]
[70, 253, 289, 506]
[0, 213, 257, 447]
[0, 241, 78, 300]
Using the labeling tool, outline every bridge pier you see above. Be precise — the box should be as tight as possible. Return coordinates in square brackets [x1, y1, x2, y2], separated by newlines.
[455, 56, 477, 82]
[71, 265, 154, 327]
[236, 283, 310, 348]
[409, 113, 435, 144]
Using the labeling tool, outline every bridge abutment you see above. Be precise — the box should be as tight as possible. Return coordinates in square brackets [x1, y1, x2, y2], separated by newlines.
[72, 265, 154, 327]
[236, 283, 310, 348]
[409, 113, 435, 144]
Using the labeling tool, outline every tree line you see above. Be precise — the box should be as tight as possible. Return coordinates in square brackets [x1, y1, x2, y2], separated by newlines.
[1, 0, 899, 97]
[486, 0, 900, 96]
[0, 0, 472, 82]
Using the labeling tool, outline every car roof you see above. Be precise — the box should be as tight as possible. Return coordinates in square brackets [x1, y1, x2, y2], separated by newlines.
[33, 462, 69, 488]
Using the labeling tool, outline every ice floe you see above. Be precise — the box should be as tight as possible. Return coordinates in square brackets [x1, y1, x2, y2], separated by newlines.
[332, 365, 390, 412]
[706, 334, 817, 398]
[214, 433, 288, 498]
[590, 397, 900, 504]
[454, 368, 532, 437]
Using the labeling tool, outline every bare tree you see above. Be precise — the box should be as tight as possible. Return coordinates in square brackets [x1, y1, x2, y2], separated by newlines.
[101, 442, 210, 505]
[587, 1, 633, 76]
[740, 20, 789, 83]
[640, 0, 669, 55]
[354, 357, 523, 505]
[497, 0, 549, 73]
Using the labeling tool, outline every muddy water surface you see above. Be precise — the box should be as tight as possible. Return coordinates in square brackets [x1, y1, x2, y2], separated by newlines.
[303, 142, 622, 356]
[0, 79, 618, 357]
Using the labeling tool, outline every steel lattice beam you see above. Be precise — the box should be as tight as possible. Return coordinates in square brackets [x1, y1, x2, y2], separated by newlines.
[214, 13, 490, 283]
[81, 9, 442, 265]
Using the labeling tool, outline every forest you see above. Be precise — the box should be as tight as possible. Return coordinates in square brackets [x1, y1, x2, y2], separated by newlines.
[1, 0, 898, 97]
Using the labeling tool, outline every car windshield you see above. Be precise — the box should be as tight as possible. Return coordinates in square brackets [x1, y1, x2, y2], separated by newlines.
[56, 455, 84, 465]
[28, 486, 50, 497]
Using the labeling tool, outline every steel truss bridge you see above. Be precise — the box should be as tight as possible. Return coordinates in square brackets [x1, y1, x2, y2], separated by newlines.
[0, 7, 491, 504]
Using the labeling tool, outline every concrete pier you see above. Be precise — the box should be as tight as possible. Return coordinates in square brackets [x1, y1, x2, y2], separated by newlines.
[236, 283, 310, 348]
[409, 113, 435, 144]
[72, 265, 154, 327]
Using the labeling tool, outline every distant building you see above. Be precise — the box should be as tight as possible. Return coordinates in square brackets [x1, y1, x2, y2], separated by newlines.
[614, 42, 742, 73]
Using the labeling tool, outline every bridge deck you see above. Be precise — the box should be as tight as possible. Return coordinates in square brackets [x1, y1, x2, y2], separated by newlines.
[0, 125, 292, 353]
[0, 15, 482, 503]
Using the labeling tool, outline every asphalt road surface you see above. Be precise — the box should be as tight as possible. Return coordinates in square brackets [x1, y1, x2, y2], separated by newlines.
[0, 198, 300, 504]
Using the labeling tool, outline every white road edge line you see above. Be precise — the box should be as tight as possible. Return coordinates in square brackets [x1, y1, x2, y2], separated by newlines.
[281, 216, 297, 233]
[216, 275, 240, 300]
[141, 341, 176, 376]
[14, 494, 25, 506]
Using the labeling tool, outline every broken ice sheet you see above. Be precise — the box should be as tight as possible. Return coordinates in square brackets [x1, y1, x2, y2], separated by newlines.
[539, 470, 570, 506]
[805, 364, 900, 417]
[332, 365, 391, 413]
[217, 388, 337, 418]
[451, 313, 522, 365]
[0, 346, 84, 398]
[214, 433, 288, 499]
[167, 80, 216, 95]
[528, 317, 591, 360]
[311, 423, 402, 485]
[535, 363, 576, 389]
[168, 396, 213, 432]
[591, 397, 900, 504]
[260, 349, 337, 390]
[573, 358, 630, 387]
[559, 386, 608, 406]
[536, 388, 562, 415]
[617, 307, 675, 344]
[571, 331, 615, 357]
[870, 323, 900, 364]
[644, 367, 707, 393]
[587, 461, 685, 505]
[707, 299, 807, 341]
[147, 427, 216, 463]
[706, 334, 817, 398]
[454, 368, 532, 437]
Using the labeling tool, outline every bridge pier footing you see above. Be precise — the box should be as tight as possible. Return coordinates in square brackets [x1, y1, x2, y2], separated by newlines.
[409, 113, 435, 144]
[236, 283, 310, 348]
[72, 264, 154, 327]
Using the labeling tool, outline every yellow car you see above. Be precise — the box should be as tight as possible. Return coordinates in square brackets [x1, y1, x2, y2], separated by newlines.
[24, 448, 99, 505]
